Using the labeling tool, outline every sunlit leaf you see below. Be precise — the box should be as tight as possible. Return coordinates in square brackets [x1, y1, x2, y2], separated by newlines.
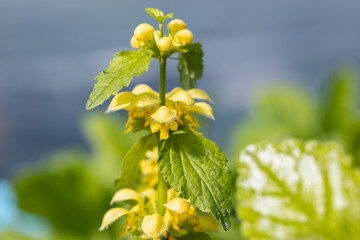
[159, 133, 232, 230]
[86, 51, 151, 110]
[237, 139, 360, 239]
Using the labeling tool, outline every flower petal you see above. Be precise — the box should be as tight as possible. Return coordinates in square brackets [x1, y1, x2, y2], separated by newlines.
[190, 102, 214, 119]
[151, 106, 176, 123]
[150, 121, 161, 133]
[99, 208, 129, 231]
[111, 188, 144, 205]
[167, 89, 194, 105]
[188, 88, 213, 102]
[160, 126, 170, 140]
[169, 120, 178, 131]
[141, 214, 168, 239]
[107, 92, 136, 113]
[164, 198, 190, 214]
[167, 188, 180, 201]
[141, 188, 158, 202]
[132, 84, 159, 97]
[131, 93, 160, 108]
[166, 87, 182, 98]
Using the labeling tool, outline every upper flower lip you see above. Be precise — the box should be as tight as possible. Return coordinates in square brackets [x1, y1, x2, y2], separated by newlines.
[151, 106, 177, 123]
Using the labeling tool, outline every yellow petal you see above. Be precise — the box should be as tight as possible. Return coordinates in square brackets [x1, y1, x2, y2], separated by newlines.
[159, 126, 170, 140]
[151, 106, 176, 123]
[132, 84, 158, 97]
[131, 93, 160, 108]
[141, 188, 158, 202]
[111, 188, 143, 205]
[150, 121, 161, 133]
[107, 92, 136, 113]
[99, 208, 129, 231]
[167, 188, 180, 201]
[187, 89, 213, 102]
[164, 198, 190, 214]
[141, 214, 168, 239]
[169, 120, 178, 131]
[166, 87, 182, 98]
[190, 102, 214, 119]
[167, 89, 194, 105]
[129, 204, 141, 213]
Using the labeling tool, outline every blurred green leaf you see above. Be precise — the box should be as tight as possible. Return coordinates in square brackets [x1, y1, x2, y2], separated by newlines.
[228, 85, 318, 166]
[11, 113, 138, 239]
[237, 139, 360, 239]
[13, 150, 111, 238]
[81, 113, 141, 187]
[181, 232, 211, 240]
[321, 68, 358, 132]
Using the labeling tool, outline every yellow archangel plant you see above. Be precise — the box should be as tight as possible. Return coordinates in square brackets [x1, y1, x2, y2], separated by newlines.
[86, 8, 232, 240]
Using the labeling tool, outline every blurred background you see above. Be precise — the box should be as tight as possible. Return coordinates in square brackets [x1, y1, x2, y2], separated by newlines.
[1, 0, 360, 239]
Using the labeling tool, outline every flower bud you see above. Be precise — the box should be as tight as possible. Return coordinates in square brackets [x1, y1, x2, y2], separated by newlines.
[130, 36, 140, 49]
[173, 29, 193, 46]
[158, 37, 172, 52]
[168, 19, 187, 35]
[134, 23, 155, 42]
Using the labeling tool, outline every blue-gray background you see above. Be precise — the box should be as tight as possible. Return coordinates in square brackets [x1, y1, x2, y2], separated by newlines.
[1, 0, 360, 176]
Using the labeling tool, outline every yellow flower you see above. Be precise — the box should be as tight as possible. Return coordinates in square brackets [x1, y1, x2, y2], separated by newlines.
[131, 36, 145, 49]
[100, 188, 145, 235]
[164, 198, 200, 231]
[158, 37, 173, 52]
[134, 23, 155, 42]
[168, 19, 187, 36]
[107, 84, 214, 135]
[174, 29, 193, 46]
[107, 84, 160, 132]
[140, 148, 159, 187]
[150, 106, 178, 140]
[141, 214, 168, 240]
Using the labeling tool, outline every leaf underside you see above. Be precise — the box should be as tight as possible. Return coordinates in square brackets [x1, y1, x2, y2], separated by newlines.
[177, 42, 204, 90]
[158, 133, 232, 230]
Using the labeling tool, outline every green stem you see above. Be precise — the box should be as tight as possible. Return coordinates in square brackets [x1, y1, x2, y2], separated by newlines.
[157, 56, 168, 215]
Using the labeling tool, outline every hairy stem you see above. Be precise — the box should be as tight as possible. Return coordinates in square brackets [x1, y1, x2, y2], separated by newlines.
[157, 55, 168, 215]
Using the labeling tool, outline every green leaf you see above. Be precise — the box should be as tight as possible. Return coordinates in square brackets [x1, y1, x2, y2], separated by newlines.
[321, 68, 358, 131]
[115, 134, 157, 189]
[86, 51, 151, 110]
[181, 232, 211, 240]
[12, 150, 113, 238]
[177, 42, 204, 90]
[158, 133, 232, 230]
[145, 8, 173, 23]
[237, 139, 360, 239]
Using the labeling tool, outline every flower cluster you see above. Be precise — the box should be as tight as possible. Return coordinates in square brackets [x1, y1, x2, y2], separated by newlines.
[99, 148, 217, 239]
[131, 19, 193, 54]
[107, 84, 214, 139]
